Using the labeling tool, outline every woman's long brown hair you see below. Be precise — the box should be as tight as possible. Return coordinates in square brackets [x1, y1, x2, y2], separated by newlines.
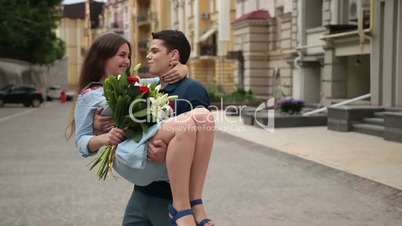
[65, 32, 131, 140]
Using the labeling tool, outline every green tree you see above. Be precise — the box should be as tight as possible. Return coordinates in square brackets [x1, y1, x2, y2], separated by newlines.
[0, 0, 65, 64]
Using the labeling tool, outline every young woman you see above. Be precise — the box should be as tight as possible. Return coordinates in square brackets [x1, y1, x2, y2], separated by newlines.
[66, 32, 215, 226]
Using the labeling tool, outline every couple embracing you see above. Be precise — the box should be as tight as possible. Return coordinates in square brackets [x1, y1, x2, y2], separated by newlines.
[66, 30, 216, 226]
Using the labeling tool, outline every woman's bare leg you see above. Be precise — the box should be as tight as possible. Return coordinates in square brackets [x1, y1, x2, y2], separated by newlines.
[150, 114, 197, 226]
[186, 108, 215, 225]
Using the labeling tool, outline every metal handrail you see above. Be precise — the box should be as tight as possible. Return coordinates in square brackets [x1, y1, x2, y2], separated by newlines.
[302, 93, 371, 116]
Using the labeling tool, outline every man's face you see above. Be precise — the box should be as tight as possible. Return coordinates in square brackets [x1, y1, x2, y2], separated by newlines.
[146, 39, 174, 76]
[104, 43, 130, 76]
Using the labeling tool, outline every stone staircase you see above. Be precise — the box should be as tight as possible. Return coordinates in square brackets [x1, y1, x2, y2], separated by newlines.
[352, 111, 385, 137]
[350, 108, 402, 140]
[327, 106, 402, 143]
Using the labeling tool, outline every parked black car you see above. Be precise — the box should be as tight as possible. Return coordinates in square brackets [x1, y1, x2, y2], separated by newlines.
[0, 84, 44, 107]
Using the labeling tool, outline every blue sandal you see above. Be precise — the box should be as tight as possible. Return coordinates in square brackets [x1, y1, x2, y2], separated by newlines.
[190, 199, 214, 226]
[168, 204, 193, 226]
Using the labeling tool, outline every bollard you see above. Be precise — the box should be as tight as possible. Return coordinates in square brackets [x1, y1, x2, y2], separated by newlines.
[60, 89, 66, 103]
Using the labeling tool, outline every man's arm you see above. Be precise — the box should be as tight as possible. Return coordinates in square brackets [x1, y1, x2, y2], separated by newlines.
[146, 139, 167, 163]
[93, 107, 114, 135]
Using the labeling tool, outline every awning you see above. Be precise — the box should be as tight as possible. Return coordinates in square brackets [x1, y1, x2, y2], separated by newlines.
[199, 27, 217, 42]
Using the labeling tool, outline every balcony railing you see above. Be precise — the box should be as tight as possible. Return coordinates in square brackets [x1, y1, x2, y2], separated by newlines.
[200, 44, 216, 56]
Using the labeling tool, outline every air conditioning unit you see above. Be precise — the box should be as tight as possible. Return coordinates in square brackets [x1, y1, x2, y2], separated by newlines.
[348, 0, 370, 23]
[200, 13, 210, 20]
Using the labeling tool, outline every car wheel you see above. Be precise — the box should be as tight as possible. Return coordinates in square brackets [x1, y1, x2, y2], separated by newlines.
[23, 102, 31, 107]
[0, 98, 3, 107]
[31, 98, 41, 107]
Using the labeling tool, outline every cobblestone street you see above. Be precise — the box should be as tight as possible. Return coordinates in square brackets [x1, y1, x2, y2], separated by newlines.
[1, 102, 401, 226]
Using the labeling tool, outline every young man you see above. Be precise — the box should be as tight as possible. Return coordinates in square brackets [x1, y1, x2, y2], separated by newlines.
[94, 30, 213, 226]
[123, 30, 213, 226]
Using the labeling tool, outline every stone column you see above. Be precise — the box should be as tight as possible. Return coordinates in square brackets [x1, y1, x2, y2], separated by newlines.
[322, 48, 347, 105]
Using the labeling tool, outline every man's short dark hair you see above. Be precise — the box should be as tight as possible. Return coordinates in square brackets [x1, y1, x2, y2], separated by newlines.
[151, 30, 191, 64]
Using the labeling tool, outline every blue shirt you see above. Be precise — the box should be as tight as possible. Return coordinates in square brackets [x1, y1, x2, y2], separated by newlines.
[134, 77, 210, 200]
[163, 77, 210, 114]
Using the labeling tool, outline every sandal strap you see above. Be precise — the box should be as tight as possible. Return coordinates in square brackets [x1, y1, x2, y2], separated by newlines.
[190, 199, 203, 207]
[190, 200, 214, 226]
[198, 218, 212, 226]
[173, 209, 193, 221]
[168, 204, 193, 223]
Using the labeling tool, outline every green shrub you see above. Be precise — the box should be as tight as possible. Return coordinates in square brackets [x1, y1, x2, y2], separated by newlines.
[207, 85, 256, 103]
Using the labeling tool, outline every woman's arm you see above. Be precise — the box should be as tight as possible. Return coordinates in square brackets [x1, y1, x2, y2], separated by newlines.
[87, 127, 125, 152]
[162, 61, 188, 83]
[75, 90, 123, 156]
[140, 62, 189, 85]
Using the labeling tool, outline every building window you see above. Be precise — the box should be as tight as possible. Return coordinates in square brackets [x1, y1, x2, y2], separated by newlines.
[305, 0, 323, 29]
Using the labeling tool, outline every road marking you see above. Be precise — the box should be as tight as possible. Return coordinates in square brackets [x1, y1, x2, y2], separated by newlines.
[0, 109, 37, 122]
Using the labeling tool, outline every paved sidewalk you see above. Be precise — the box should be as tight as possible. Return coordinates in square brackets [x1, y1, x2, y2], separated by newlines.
[213, 111, 402, 191]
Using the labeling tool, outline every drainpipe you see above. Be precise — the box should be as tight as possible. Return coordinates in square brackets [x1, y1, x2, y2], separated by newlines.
[363, 0, 374, 33]
[294, 0, 304, 99]
[294, 53, 303, 98]
[358, 0, 375, 53]
[365, 34, 373, 105]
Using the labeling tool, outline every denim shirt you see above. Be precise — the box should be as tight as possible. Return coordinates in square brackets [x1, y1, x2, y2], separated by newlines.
[74, 77, 160, 157]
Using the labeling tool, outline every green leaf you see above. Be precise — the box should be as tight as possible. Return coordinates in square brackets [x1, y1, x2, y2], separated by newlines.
[128, 93, 146, 114]
[131, 63, 141, 74]
[127, 85, 139, 99]
[131, 108, 148, 118]
[119, 73, 128, 91]
[125, 126, 143, 143]
[120, 95, 132, 126]
[114, 95, 124, 124]
[132, 132, 143, 143]
[140, 123, 149, 134]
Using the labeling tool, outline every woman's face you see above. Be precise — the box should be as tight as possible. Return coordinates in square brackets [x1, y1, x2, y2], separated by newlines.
[104, 43, 130, 77]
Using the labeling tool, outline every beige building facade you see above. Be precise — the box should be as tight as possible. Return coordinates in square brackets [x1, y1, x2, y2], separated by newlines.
[370, 0, 402, 107]
[232, 0, 295, 99]
[233, 0, 402, 108]
[60, 0, 402, 108]
[61, 0, 237, 91]
[58, 18, 86, 90]
[169, 0, 236, 92]
[59, 1, 107, 90]
[298, 0, 402, 108]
